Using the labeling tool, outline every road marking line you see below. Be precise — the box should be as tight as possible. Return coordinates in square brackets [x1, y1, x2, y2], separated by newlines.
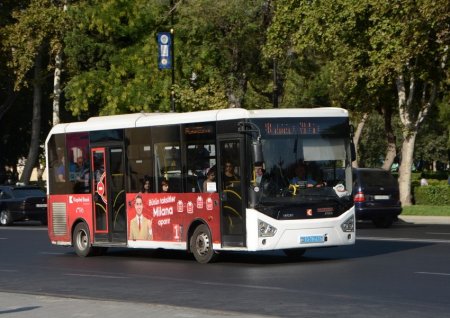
[358, 237, 450, 244]
[64, 273, 127, 279]
[426, 232, 450, 235]
[40, 252, 66, 255]
[415, 272, 450, 277]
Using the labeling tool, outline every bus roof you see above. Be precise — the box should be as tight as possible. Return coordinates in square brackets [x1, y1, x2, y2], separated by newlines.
[47, 107, 349, 135]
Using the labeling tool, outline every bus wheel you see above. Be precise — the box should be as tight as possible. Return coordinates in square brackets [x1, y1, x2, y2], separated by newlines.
[283, 248, 306, 258]
[190, 224, 218, 263]
[73, 222, 94, 257]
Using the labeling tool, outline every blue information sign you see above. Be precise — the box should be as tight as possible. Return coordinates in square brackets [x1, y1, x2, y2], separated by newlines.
[157, 32, 172, 70]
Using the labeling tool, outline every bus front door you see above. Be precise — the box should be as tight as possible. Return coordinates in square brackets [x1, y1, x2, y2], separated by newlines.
[91, 147, 127, 244]
[218, 137, 246, 247]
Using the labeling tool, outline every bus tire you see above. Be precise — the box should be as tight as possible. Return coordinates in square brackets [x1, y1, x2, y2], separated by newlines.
[73, 222, 94, 257]
[190, 224, 218, 263]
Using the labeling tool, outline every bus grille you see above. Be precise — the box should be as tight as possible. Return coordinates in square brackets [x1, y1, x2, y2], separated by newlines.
[52, 202, 67, 236]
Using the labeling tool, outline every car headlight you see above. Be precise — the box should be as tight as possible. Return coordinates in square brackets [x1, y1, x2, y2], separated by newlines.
[341, 215, 355, 232]
[258, 219, 277, 237]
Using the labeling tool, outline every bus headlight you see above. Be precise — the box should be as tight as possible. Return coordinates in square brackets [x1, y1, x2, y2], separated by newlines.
[341, 215, 355, 232]
[258, 220, 277, 237]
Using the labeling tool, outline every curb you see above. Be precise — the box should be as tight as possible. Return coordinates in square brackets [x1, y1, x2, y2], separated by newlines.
[399, 215, 450, 225]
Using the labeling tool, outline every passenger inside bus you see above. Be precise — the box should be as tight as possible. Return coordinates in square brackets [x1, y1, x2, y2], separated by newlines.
[141, 176, 151, 193]
[203, 166, 216, 192]
[55, 156, 66, 182]
[160, 178, 169, 192]
[223, 160, 239, 188]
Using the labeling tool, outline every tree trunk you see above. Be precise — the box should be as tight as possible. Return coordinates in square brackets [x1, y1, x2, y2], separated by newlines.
[20, 48, 43, 185]
[52, 49, 62, 126]
[398, 133, 416, 205]
[396, 75, 435, 206]
[52, 1, 68, 126]
[381, 106, 397, 171]
[352, 112, 368, 168]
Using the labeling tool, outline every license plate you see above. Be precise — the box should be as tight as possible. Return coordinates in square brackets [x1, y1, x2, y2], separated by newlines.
[36, 204, 47, 208]
[300, 235, 325, 244]
[374, 195, 389, 200]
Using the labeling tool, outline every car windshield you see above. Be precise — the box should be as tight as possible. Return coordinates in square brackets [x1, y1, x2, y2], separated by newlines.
[11, 188, 45, 198]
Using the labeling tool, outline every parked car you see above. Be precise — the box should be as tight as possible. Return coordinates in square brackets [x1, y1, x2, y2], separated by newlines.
[0, 185, 47, 226]
[353, 168, 402, 228]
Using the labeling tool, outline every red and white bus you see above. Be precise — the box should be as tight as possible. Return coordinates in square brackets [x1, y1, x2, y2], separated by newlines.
[45, 108, 355, 263]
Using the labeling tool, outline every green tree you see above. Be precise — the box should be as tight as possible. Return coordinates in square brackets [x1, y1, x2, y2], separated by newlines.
[265, 0, 450, 205]
[64, 0, 275, 115]
[64, 0, 176, 116]
[1, 0, 66, 184]
[175, 0, 273, 109]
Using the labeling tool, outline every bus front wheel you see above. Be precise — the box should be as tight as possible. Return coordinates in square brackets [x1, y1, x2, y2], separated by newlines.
[73, 222, 94, 257]
[190, 224, 218, 263]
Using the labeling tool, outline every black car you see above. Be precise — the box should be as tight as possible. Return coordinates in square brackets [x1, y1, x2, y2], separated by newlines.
[0, 185, 47, 226]
[353, 168, 402, 228]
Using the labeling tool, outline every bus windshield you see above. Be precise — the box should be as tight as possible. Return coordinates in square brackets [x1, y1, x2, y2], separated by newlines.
[248, 118, 353, 206]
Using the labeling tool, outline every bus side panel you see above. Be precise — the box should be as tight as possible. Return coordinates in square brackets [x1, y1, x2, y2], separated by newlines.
[126, 192, 221, 247]
[48, 194, 94, 245]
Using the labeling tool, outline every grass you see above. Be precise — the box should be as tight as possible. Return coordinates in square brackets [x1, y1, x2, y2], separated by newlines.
[402, 205, 450, 216]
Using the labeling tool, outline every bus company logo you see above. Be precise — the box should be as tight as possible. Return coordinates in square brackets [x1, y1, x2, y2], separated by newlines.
[317, 207, 334, 213]
[306, 209, 313, 216]
[69, 195, 90, 204]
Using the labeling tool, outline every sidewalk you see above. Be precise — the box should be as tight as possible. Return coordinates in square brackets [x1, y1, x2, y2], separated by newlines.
[399, 215, 450, 225]
[0, 292, 268, 318]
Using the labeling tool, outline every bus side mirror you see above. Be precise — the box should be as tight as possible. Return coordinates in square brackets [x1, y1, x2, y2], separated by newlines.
[252, 141, 264, 164]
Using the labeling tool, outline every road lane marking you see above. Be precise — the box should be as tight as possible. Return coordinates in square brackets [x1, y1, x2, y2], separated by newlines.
[357, 237, 450, 244]
[40, 252, 67, 255]
[64, 273, 127, 279]
[197, 281, 284, 291]
[415, 272, 450, 277]
[426, 232, 450, 235]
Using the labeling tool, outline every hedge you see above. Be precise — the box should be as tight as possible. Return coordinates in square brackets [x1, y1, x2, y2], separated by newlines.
[413, 185, 450, 206]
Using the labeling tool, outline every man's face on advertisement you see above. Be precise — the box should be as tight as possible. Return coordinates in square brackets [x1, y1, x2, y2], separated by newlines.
[135, 197, 143, 215]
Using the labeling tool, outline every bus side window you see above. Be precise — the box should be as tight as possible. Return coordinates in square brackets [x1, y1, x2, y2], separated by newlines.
[126, 127, 153, 193]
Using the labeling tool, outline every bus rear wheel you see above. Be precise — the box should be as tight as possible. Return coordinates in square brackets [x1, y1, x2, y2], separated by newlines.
[73, 222, 95, 257]
[190, 224, 218, 263]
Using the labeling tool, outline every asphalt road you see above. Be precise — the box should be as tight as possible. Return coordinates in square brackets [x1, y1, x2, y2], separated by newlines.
[1, 218, 450, 317]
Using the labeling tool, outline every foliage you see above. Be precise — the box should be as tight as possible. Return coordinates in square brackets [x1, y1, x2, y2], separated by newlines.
[1, 0, 66, 89]
[64, 0, 275, 115]
[413, 185, 450, 206]
[64, 0, 171, 116]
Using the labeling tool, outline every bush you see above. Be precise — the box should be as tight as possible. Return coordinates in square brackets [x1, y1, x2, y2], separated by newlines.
[414, 185, 450, 205]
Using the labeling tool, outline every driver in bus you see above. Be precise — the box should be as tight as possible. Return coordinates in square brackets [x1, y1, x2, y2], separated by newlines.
[129, 194, 153, 241]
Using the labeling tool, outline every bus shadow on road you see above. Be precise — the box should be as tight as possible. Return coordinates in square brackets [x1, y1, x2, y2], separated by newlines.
[92, 238, 433, 265]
